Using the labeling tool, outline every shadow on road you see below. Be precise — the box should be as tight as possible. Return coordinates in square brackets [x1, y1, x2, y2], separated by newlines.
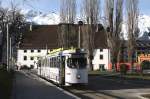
[65, 75, 150, 99]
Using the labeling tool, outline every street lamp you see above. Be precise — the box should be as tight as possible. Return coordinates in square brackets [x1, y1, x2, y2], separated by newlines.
[78, 21, 83, 48]
[6, 18, 11, 71]
[9, 37, 12, 70]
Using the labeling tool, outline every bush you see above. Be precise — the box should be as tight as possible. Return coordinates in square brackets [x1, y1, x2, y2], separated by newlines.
[0, 69, 14, 99]
[20, 65, 30, 70]
[141, 61, 150, 70]
[0, 63, 7, 71]
[30, 65, 34, 69]
[120, 64, 128, 75]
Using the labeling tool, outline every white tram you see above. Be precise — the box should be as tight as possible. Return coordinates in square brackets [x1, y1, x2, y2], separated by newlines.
[37, 48, 88, 86]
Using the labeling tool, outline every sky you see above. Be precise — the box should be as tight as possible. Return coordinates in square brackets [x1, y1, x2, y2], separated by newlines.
[1, 0, 150, 15]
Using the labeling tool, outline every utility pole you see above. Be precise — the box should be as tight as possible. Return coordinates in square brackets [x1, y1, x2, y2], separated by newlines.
[6, 23, 9, 71]
[78, 21, 83, 48]
[9, 37, 12, 70]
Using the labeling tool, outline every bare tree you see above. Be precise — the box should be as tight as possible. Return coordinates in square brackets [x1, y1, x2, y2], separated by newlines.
[60, 0, 76, 23]
[82, 0, 100, 70]
[0, 0, 25, 63]
[0, 7, 8, 62]
[126, 0, 139, 71]
[105, 0, 123, 71]
[59, 0, 76, 48]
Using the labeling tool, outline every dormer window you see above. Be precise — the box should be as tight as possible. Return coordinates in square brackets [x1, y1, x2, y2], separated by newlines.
[100, 49, 103, 52]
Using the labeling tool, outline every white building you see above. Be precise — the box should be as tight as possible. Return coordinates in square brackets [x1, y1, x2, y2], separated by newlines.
[92, 49, 111, 71]
[17, 25, 58, 69]
[17, 49, 49, 69]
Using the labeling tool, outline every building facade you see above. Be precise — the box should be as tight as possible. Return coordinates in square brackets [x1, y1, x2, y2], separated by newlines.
[17, 49, 49, 69]
[92, 49, 111, 71]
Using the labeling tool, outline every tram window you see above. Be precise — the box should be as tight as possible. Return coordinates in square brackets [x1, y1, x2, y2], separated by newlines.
[54, 58, 56, 67]
[55, 57, 57, 68]
[45, 59, 47, 66]
[53, 58, 55, 67]
[50, 58, 52, 67]
[38, 60, 41, 67]
[42, 60, 44, 66]
[52, 58, 54, 67]
[57, 57, 60, 68]
[67, 58, 87, 69]
[56, 57, 58, 68]
[48, 59, 50, 67]
[43, 59, 45, 67]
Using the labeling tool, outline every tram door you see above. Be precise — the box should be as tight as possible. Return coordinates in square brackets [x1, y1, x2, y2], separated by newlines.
[60, 56, 65, 85]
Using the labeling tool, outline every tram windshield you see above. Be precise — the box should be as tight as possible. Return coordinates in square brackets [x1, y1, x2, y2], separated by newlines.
[67, 58, 87, 69]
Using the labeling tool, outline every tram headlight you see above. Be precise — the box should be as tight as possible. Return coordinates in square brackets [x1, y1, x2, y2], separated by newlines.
[77, 75, 81, 79]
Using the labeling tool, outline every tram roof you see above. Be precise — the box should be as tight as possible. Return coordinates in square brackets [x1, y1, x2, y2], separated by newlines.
[47, 48, 87, 56]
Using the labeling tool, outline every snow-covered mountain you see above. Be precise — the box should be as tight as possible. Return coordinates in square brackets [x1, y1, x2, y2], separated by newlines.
[121, 15, 150, 38]
[23, 10, 60, 25]
[31, 13, 60, 25]
[23, 10, 150, 36]
[138, 15, 150, 33]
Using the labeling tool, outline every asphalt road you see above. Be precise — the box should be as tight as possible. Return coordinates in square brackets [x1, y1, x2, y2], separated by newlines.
[11, 71, 77, 99]
[65, 75, 150, 99]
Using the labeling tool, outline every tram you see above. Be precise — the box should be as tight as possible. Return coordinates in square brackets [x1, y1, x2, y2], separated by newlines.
[37, 48, 88, 86]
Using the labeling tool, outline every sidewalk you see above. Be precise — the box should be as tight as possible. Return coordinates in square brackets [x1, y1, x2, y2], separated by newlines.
[11, 71, 77, 99]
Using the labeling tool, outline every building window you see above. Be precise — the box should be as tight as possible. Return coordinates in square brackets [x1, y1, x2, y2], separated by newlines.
[99, 64, 105, 71]
[24, 56, 27, 60]
[24, 50, 27, 53]
[100, 49, 103, 52]
[100, 55, 103, 60]
[31, 50, 34, 53]
[30, 57, 34, 60]
[38, 50, 41, 53]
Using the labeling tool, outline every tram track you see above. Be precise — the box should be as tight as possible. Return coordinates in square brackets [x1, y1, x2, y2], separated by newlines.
[23, 70, 150, 99]
[24, 70, 116, 99]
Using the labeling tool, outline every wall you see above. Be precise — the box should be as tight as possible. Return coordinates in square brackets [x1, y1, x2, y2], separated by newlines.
[17, 49, 48, 69]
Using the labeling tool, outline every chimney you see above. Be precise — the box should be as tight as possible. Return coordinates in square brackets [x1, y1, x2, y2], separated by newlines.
[30, 22, 32, 31]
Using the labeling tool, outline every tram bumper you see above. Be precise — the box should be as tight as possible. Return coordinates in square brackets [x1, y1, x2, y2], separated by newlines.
[65, 69, 88, 84]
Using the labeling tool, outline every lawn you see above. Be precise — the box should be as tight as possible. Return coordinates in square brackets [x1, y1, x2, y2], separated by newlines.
[123, 73, 150, 80]
[88, 70, 117, 76]
[0, 69, 14, 99]
[88, 70, 150, 80]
